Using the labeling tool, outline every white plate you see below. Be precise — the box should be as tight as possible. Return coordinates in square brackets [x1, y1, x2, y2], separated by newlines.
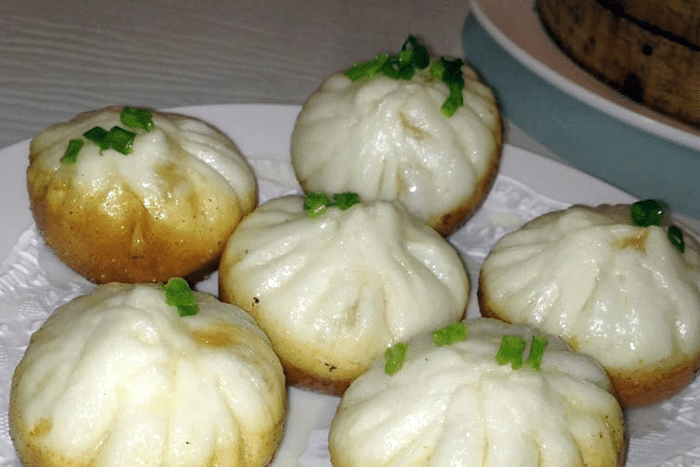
[468, 0, 700, 152]
[1, 104, 699, 467]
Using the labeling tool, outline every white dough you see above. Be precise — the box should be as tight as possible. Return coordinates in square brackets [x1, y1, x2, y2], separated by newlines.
[27, 107, 258, 283]
[30, 107, 257, 205]
[291, 61, 502, 233]
[10, 283, 286, 467]
[329, 318, 624, 467]
[480, 205, 700, 374]
[218, 195, 470, 392]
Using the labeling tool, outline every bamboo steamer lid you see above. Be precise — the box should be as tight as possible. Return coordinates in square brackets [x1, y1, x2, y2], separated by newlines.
[536, 0, 700, 129]
[602, 0, 700, 48]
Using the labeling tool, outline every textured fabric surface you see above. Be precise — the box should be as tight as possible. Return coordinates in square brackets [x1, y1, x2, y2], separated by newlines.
[0, 0, 468, 149]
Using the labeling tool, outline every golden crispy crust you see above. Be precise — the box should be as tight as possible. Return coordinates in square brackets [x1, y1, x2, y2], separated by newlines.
[27, 172, 243, 284]
[606, 356, 700, 407]
[26, 108, 256, 284]
[281, 360, 353, 396]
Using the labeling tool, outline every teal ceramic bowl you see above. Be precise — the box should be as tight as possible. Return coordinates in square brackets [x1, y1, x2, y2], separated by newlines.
[461, 12, 700, 221]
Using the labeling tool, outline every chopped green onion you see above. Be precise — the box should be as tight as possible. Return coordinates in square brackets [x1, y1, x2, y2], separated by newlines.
[430, 58, 465, 117]
[384, 342, 409, 376]
[62, 109, 147, 162]
[429, 59, 445, 80]
[381, 57, 415, 80]
[441, 83, 464, 117]
[343, 35, 465, 117]
[120, 107, 154, 131]
[442, 58, 466, 83]
[630, 199, 687, 253]
[345, 52, 391, 81]
[332, 192, 361, 210]
[60, 139, 84, 164]
[83, 125, 135, 155]
[162, 277, 199, 317]
[495, 335, 527, 370]
[303, 192, 361, 218]
[668, 225, 685, 253]
[400, 35, 430, 70]
[398, 48, 414, 66]
[83, 126, 110, 151]
[524, 335, 548, 370]
[631, 199, 665, 227]
[345, 35, 429, 82]
[496, 335, 548, 371]
[105, 126, 136, 155]
[303, 192, 331, 218]
[433, 322, 468, 346]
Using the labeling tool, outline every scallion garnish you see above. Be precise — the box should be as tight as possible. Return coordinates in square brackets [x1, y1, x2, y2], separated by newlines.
[82, 125, 136, 155]
[83, 126, 110, 152]
[668, 225, 685, 253]
[162, 277, 199, 317]
[303, 192, 332, 218]
[495, 335, 527, 370]
[630, 199, 685, 253]
[60, 139, 84, 164]
[332, 192, 361, 210]
[345, 52, 391, 81]
[345, 35, 429, 82]
[120, 107, 154, 131]
[631, 199, 665, 227]
[384, 342, 409, 376]
[496, 335, 548, 371]
[106, 126, 136, 155]
[380, 55, 415, 80]
[400, 35, 430, 70]
[59, 107, 153, 164]
[524, 335, 548, 370]
[303, 192, 361, 218]
[343, 35, 464, 117]
[429, 58, 465, 117]
[432, 322, 468, 346]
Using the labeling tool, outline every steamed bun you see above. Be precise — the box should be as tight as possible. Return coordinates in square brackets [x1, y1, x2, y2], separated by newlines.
[27, 106, 258, 284]
[291, 53, 502, 235]
[329, 318, 625, 467]
[478, 203, 700, 406]
[10, 282, 285, 467]
[218, 194, 470, 394]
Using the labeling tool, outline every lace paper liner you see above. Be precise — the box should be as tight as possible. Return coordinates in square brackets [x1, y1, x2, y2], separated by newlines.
[1, 169, 699, 467]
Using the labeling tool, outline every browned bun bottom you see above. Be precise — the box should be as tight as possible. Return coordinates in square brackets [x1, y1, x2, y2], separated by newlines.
[26, 108, 256, 284]
[28, 187, 232, 284]
[605, 356, 700, 407]
[431, 141, 502, 236]
[282, 361, 353, 396]
[478, 274, 700, 407]
[297, 120, 503, 237]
